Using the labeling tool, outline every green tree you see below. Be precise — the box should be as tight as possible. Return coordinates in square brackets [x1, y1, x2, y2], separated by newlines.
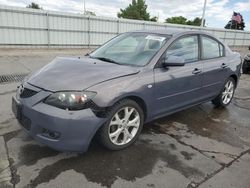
[187, 17, 202, 26]
[26, 2, 42, 9]
[118, 0, 152, 21]
[165, 16, 187, 25]
[150, 16, 158, 22]
[165, 16, 203, 26]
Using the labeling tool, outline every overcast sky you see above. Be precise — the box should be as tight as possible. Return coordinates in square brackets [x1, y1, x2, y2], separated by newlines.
[0, 0, 250, 30]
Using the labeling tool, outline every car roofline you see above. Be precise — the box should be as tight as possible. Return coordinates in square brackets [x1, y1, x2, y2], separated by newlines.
[130, 29, 214, 37]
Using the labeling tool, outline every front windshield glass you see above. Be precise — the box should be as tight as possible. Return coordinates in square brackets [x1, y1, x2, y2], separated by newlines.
[90, 33, 170, 66]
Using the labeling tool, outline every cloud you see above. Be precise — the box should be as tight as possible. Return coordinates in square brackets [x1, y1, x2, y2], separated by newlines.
[235, 1, 250, 12]
[0, 0, 249, 30]
[0, 0, 25, 7]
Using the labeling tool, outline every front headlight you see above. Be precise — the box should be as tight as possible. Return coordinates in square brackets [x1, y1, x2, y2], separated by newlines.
[44, 91, 96, 110]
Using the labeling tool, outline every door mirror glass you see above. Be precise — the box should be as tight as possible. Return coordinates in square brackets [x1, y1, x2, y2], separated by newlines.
[163, 55, 185, 66]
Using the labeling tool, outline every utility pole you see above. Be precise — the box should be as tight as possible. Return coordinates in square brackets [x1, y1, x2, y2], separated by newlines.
[201, 0, 207, 27]
[83, 0, 86, 14]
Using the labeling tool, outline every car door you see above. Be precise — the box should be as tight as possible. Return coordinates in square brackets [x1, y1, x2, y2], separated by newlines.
[153, 35, 203, 117]
[200, 35, 229, 99]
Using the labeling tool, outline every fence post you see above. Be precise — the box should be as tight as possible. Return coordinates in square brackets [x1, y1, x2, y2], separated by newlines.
[117, 19, 120, 35]
[46, 12, 50, 47]
[223, 30, 227, 43]
[242, 32, 246, 46]
[165, 24, 168, 30]
[233, 31, 237, 48]
[87, 16, 90, 47]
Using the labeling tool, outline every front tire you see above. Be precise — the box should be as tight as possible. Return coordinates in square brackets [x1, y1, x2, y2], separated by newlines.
[212, 77, 236, 107]
[99, 99, 144, 150]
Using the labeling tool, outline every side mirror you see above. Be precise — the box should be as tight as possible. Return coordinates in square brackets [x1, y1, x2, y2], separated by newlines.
[248, 46, 250, 51]
[163, 55, 185, 67]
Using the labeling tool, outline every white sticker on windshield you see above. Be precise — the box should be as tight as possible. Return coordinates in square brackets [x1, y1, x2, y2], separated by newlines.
[145, 35, 166, 41]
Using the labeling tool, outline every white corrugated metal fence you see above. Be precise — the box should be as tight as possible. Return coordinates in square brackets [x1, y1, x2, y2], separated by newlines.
[0, 5, 250, 48]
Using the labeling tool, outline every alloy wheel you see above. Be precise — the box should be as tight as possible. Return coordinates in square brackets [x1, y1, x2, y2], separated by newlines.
[108, 107, 140, 146]
[222, 80, 234, 104]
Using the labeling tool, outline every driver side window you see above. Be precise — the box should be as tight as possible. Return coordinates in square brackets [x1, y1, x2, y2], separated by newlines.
[166, 35, 198, 63]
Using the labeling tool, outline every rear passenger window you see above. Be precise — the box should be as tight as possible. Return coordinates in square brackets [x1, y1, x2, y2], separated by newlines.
[202, 36, 224, 59]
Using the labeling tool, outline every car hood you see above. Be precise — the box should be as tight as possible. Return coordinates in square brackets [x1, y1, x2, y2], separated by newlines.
[27, 57, 140, 92]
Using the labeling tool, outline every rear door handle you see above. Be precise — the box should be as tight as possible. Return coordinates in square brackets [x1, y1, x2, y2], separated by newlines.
[192, 68, 202, 74]
[221, 63, 228, 68]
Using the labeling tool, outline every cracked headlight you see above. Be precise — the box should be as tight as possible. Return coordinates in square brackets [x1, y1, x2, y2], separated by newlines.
[44, 91, 96, 110]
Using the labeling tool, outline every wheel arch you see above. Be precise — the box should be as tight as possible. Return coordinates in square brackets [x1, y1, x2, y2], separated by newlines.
[229, 74, 238, 86]
[125, 96, 147, 121]
[109, 95, 148, 121]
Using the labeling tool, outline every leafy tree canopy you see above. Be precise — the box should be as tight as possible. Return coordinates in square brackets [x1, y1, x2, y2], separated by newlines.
[165, 16, 203, 26]
[26, 2, 43, 9]
[150, 16, 158, 22]
[165, 16, 187, 25]
[118, 0, 157, 22]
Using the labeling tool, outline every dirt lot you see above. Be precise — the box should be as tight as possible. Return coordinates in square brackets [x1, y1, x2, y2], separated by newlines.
[0, 48, 250, 188]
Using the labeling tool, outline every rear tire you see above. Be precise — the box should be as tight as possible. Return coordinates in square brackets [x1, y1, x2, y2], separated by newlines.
[242, 66, 248, 74]
[242, 60, 249, 74]
[99, 99, 144, 150]
[212, 77, 236, 107]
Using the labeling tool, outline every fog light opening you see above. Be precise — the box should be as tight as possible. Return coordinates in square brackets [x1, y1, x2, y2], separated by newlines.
[42, 128, 61, 139]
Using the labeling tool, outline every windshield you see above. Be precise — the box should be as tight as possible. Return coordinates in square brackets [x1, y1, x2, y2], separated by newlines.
[90, 33, 169, 66]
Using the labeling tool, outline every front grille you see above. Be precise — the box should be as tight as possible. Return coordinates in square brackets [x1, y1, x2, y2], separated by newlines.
[20, 88, 38, 98]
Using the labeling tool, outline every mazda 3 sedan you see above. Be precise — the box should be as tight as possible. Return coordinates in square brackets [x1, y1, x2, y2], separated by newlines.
[12, 29, 241, 152]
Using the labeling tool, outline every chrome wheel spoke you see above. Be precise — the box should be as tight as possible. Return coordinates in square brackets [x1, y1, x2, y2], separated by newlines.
[124, 107, 134, 121]
[110, 133, 120, 143]
[127, 115, 140, 128]
[110, 128, 123, 138]
[123, 129, 133, 144]
[222, 91, 227, 98]
[228, 81, 233, 91]
[110, 114, 122, 126]
[222, 95, 227, 101]
[225, 83, 229, 91]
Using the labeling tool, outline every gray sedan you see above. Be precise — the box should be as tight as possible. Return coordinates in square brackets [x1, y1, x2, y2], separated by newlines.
[12, 29, 242, 152]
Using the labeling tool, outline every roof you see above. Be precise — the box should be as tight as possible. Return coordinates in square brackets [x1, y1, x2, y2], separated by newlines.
[132, 28, 209, 36]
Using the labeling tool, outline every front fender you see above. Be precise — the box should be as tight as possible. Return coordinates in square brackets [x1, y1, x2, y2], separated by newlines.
[88, 70, 155, 121]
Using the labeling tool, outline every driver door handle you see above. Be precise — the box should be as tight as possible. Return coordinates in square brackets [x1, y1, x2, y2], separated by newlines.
[192, 68, 202, 74]
[221, 63, 228, 68]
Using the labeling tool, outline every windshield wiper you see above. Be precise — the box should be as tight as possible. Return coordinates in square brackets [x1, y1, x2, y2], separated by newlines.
[93, 57, 121, 65]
